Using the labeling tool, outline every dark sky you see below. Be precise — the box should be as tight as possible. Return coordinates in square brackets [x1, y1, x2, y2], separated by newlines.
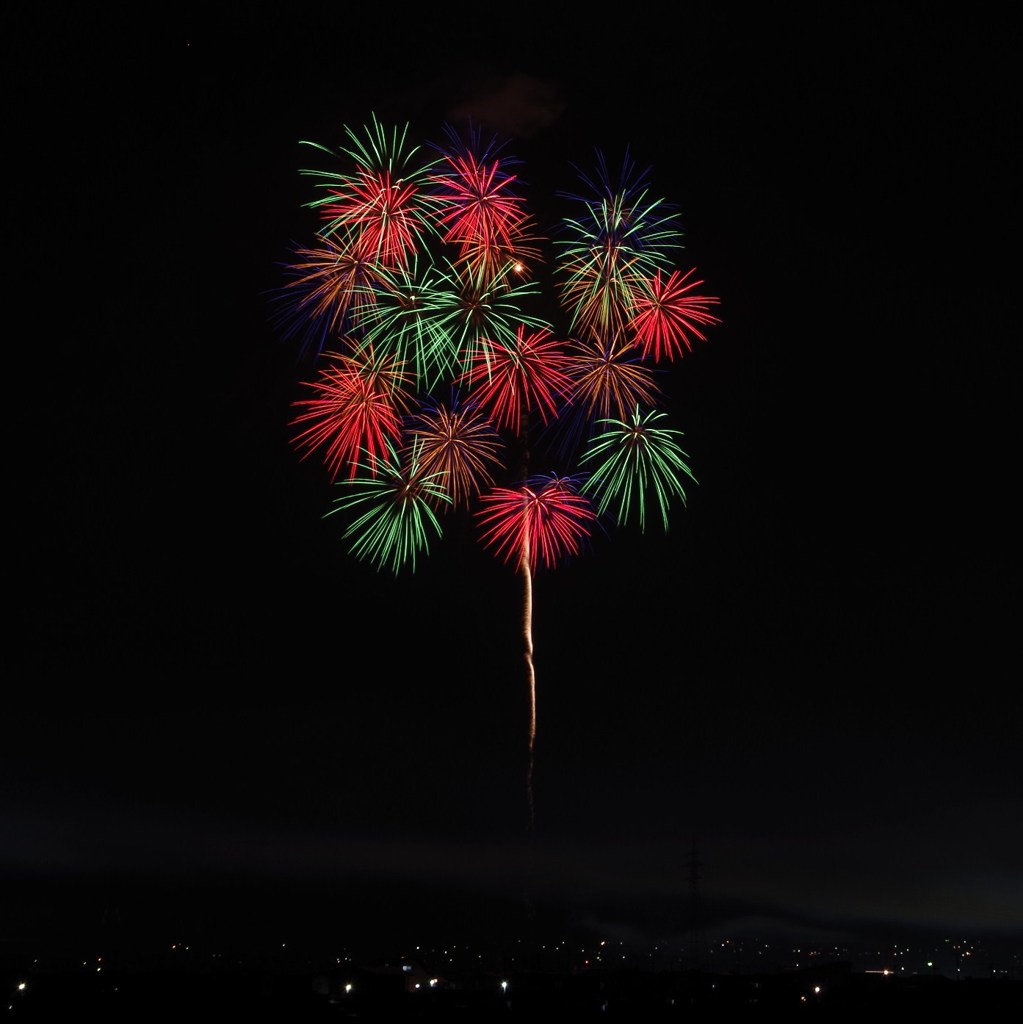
[7, 6, 1020, 964]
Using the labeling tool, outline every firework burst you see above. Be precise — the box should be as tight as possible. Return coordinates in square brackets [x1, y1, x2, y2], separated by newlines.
[429, 123, 544, 286]
[351, 253, 465, 389]
[564, 334, 663, 424]
[580, 406, 698, 532]
[272, 229, 386, 361]
[629, 268, 722, 362]
[459, 325, 575, 435]
[476, 474, 597, 572]
[300, 113, 441, 268]
[289, 346, 413, 481]
[327, 438, 451, 575]
[555, 149, 684, 344]
[405, 396, 505, 510]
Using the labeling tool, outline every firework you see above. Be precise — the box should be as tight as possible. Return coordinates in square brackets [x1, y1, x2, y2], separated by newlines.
[580, 406, 698, 532]
[564, 334, 663, 423]
[535, 334, 664, 462]
[405, 395, 505, 510]
[476, 473, 597, 572]
[271, 229, 386, 361]
[429, 123, 545, 286]
[474, 471, 597, 830]
[299, 114, 441, 268]
[628, 268, 722, 362]
[277, 118, 721, 834]
[326, 438, 450, 574]
[555, 149, 684, 344]
[351, 252, 465, 389]
[459, 325, 575, 435]
[289, 346, 413, 481]
[446, 263, 552, 380]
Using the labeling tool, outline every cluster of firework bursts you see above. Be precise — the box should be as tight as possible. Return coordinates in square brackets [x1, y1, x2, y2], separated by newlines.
[274, 113, 720, 826]
[275, 114, 721, 578]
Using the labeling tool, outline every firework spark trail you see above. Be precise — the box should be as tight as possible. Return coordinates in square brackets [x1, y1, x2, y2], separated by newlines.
[522, 533, 536, 835]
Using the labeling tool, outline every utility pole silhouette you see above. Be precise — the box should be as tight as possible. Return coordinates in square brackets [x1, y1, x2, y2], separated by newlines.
[687, 838, 705, 972]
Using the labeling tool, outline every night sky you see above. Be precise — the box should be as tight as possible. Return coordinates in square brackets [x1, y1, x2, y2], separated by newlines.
[7, 6, 1020, 963]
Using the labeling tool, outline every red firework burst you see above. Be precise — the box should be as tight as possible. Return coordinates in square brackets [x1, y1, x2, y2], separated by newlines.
[476, 474, 597, 572]
[459, 325, 575, 435]
[289, 346, 413, 481]
[628, 267, 722, 362]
